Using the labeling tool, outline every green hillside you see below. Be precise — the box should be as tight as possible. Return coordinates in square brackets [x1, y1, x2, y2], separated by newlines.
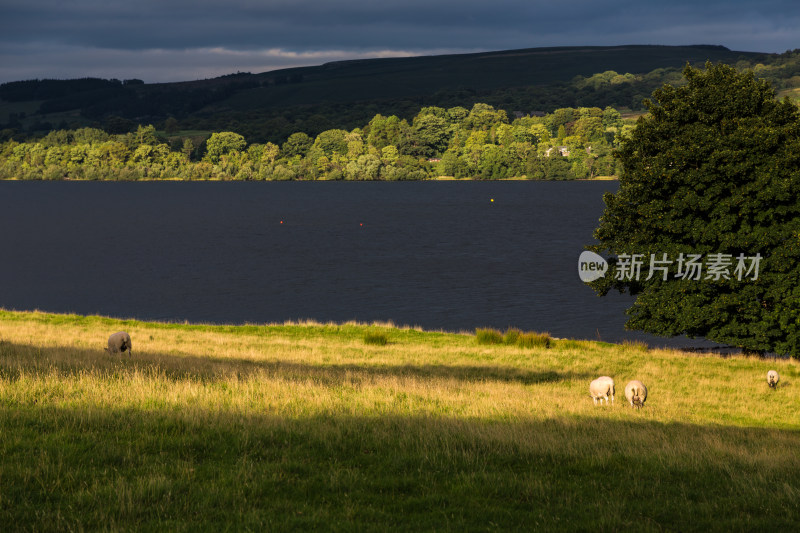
[219, 45, 766, 108]
[1, 44, 792, 144]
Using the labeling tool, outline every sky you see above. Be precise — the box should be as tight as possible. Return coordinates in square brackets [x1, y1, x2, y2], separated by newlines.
[1, 0, 798, 84]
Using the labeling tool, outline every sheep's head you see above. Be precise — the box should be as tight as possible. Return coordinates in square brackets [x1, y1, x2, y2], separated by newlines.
[630, 392, 645, 408]
[767, 371, 779, 387]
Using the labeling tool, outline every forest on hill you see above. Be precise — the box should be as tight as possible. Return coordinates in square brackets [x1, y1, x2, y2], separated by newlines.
[1, 45, 799, 181]
[3, 45, 797, 146]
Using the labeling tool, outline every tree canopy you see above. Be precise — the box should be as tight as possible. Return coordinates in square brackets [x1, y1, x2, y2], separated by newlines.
[590, 63, 800, 356]
[0, 103, 622, 181]
[204, 132, 246, 163]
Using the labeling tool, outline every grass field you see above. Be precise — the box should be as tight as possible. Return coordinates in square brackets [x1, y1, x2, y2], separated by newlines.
[1, 309, 798, 531]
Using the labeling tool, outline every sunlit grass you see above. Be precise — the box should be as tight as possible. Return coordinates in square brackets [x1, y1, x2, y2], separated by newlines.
[475, 327, 503, 345]
[1, 309, 799, 530]
[363, 330, 389, 346]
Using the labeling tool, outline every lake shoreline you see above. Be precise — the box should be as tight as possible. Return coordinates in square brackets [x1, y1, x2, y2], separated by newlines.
[0, 179, 718, 351]
[0, 175, 619, 182]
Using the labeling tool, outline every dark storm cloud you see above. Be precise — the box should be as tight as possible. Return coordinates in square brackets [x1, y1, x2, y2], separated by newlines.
[0, 0, 798, 83]
[2, 0, 557, 50]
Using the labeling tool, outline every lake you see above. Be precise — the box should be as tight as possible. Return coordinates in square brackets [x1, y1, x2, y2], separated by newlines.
[0, 180, 725, 349]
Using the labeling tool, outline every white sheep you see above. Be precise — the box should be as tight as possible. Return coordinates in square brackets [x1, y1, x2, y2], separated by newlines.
[105, 331, 132, 357]
[624, 380, 647, 409]
[589, 376, 615, 405]
[767, 370, 780, 388]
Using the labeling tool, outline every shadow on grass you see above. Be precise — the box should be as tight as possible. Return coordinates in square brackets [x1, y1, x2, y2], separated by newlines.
[1, 404, 799, 531]
[0, 340, 591, 386]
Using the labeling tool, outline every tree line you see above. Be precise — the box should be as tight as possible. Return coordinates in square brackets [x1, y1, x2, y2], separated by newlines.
[0, 103, 626, 181]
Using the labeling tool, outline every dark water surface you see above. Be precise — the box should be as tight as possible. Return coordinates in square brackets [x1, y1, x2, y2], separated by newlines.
[0, 181, 723, 349]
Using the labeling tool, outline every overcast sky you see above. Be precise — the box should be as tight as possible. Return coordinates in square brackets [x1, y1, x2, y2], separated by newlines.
[1, 0, 798, 84]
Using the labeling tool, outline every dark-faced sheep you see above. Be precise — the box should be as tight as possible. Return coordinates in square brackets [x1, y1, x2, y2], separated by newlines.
[767, 370, 780, 388]
[624, 380, 647, 409]
[589, 376, 615, 405]
[106, 331, 132, 357]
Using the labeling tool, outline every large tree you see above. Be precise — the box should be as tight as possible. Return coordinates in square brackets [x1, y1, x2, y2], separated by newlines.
[589, 63, 800, 356]
[204, 131, 246, 163]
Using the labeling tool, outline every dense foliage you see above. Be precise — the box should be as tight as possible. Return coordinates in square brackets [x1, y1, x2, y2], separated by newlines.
[0, 104, 624, 180]
[590, 63, 800, 356]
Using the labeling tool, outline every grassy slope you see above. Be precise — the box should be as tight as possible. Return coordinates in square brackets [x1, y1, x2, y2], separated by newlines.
[2, 45, 768, 130]
[216, 45, 768, 111]
[1, 309, 798, 531]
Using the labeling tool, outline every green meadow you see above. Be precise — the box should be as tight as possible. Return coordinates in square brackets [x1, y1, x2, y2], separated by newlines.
[1, 309, 798, 531]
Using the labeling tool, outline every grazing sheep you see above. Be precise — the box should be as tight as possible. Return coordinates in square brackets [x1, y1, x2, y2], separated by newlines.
[767, 370, 780, 388]
[105, 331, 132, 357]
[624, 380, 647, 409]
[589, 376, 615, 405]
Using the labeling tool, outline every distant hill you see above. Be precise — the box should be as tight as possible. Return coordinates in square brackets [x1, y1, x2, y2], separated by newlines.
[0, 45, 781, 142]
[218, 44, 766, 107]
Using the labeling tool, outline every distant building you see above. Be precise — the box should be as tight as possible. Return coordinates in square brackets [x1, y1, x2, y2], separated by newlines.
[545, 146, 570, 157]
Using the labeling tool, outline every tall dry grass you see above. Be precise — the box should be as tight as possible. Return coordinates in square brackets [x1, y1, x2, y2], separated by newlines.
[1, 309, 799, 530]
